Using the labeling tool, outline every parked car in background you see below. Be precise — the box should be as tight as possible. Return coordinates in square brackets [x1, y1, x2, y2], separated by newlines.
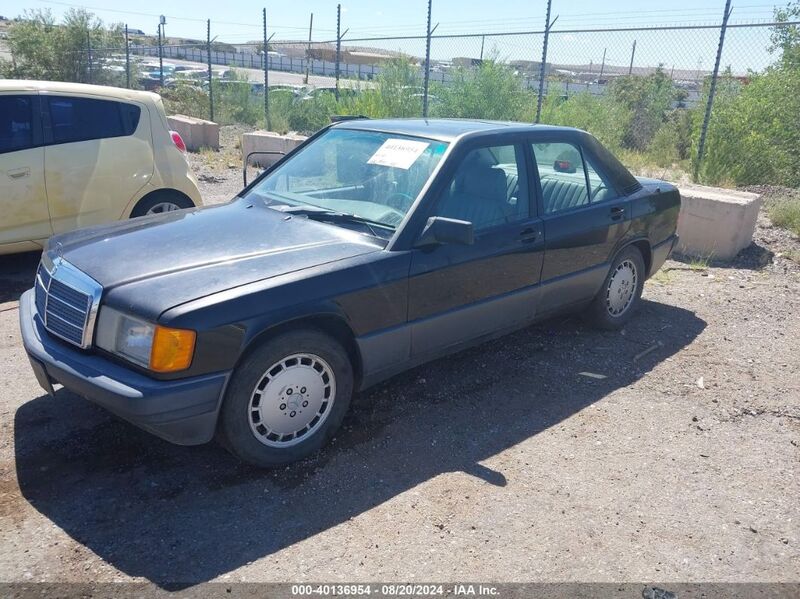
[0, 80, 202, 255]
[20, 119, 679, 467]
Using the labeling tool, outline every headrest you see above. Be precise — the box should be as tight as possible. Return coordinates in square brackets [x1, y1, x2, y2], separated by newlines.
[456, 165, 507, 200]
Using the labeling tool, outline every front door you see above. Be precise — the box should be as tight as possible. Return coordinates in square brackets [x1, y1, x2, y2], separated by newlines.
[0, 92, 50, 247]
[408, 141, 545, 358]
[530, 138, 631, 313]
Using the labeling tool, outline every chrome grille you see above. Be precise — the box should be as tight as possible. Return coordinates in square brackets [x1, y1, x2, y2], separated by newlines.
[35, 256, 102, 349]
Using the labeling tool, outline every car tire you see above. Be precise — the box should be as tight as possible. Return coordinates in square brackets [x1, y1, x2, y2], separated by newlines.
[130, 191, 194, 217]
[584, 245, 646, 330]
[217, 328, 354, 467]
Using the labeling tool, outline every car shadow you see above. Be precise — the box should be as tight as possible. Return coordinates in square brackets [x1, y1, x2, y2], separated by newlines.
[0, 251, 41, 304]
[14, 299, 705, 587]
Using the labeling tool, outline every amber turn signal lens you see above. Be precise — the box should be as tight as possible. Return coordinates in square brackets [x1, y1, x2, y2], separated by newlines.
[149, 326, 196, 372]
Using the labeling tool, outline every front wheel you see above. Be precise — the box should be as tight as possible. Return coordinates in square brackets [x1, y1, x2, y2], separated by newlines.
[584, 246, 645, 330]
[218, 329, 354, 467]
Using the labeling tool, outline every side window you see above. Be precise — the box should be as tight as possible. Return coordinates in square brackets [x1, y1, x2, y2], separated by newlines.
[531, 142, 589, 214]
[433, 144, 528, 232]
[47, 96, 140, 145]
[0, 95, 33, 154]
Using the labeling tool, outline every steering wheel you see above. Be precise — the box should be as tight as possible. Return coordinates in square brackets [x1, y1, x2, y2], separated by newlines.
[385, 191, 415, 212]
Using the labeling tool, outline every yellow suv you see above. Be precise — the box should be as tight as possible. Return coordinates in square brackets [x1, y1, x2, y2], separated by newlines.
[0, 80, 202, 255]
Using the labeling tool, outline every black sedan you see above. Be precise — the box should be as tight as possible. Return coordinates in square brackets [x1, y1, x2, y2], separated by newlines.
[20, 119, 680, 467]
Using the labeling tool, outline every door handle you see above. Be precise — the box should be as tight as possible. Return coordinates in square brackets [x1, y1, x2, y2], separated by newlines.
[610, 205, 625, 220]
[7, 168, 30, 179]
[519, 227, 539, 243]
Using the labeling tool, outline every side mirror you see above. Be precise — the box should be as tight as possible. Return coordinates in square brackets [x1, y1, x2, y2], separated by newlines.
[415, 216, 474, 247]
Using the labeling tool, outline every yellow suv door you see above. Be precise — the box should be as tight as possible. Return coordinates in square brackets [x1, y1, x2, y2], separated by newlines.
[0, 92, 51, 250]
[42, 93, 154, 234]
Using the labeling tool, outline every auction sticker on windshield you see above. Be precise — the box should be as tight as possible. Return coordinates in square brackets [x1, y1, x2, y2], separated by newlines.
[367, 138, 430, 169]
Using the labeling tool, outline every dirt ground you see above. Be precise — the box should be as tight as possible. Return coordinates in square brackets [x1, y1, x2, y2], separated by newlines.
[0, 138, 798, 589]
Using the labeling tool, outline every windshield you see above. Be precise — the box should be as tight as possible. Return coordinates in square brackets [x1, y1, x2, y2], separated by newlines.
[244, 128, 448, 231]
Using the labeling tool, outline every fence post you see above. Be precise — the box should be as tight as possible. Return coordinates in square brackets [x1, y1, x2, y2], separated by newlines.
[262, 8, 270, 131]
[87, 32, 92, 83]
[423, 0, 433, 118]
[335, 4, 342, 100]
[207, 19, 214, 122]
[599, 47, 606, 80]
[125, 24, 130, 88]
[628, 39, 637, 75]
[535, 0, 553, 123]
[695, 0, 732, 181]
[305, 13, 313, 85]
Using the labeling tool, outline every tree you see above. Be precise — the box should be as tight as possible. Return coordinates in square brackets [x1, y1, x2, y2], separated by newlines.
[771, 1, 800, 68]
[0, 8, 127, 85]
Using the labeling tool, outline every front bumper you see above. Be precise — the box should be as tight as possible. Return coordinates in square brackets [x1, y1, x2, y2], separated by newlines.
[19, 290, 229, 445]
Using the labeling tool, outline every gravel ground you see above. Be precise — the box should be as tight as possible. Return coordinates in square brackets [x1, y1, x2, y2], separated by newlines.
[0, 147, 798, 588]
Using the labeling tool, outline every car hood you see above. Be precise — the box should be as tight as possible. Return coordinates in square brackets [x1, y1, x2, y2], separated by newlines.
[48, 200, 383, 319]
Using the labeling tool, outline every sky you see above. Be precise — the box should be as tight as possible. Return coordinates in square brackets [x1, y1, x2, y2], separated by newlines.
[1, 0, 790, 72]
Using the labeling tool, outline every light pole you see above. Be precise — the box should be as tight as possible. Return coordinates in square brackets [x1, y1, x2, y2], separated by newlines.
[158, 15, 166, 87]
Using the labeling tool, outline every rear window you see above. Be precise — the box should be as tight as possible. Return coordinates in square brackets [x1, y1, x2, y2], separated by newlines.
[0, 95, 33, 154]
[47, 96, 141, 145]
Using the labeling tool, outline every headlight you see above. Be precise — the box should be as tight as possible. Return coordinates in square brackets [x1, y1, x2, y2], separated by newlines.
[96, 307, 196, 372]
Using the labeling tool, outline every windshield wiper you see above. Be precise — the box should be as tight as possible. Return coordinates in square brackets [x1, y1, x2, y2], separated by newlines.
[274, 205, 395, 236]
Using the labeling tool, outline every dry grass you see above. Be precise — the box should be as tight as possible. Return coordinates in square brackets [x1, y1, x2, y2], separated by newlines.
[768, 196, 800, 237]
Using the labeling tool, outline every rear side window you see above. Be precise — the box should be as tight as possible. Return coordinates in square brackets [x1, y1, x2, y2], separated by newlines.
[0, 95, 34, 154]
[531, 141, 616, 214]
[47, 96, 141, 145]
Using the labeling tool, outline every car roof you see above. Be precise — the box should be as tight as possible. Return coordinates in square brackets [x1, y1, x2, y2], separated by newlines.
[0, 80, 160, 103]
[334, 118, 577, 142]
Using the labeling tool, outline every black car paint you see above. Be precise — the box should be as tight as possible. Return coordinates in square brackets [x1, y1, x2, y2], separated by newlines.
[23, 120, 680, 445]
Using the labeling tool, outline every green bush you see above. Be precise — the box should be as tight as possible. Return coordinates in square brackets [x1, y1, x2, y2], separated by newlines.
[538, 92, 630, 152]
[695, 66, 800, 187]
[160, 82, 209, 120]
[609, 67, 682, 151]
[431, 58, 532, 121]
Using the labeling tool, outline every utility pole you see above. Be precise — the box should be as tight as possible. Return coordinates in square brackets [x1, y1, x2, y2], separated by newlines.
[207, 19, 214, 121]
[268, 8, 270, 131]
[695, 0, 733, 179]
[125, 24, 130, 88]
[423, 0, 433, 118]
[628, 39, 637, 75]
[535, 0, 555, 123]
[305, 12, 313, 85]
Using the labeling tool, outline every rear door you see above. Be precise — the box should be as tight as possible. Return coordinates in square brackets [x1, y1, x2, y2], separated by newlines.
[0, 92, 50, 246]
[530, 136, 631, 313]
[408, 138, 545, 357]
[42, 94, 153, 234]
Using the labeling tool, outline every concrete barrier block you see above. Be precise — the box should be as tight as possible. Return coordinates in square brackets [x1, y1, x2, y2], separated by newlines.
[676, 184, 761, 260]
[167, 115, 219, 151]
[241, 131, 308, 168]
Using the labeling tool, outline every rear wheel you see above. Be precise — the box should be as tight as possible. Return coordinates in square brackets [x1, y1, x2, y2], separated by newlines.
[584, 246, 645, 330]
[130, 191, 194, 217]
[218, 329, 353, 467]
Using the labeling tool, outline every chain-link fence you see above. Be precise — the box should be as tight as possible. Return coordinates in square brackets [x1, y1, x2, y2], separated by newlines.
[2, 7, 798, 186]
